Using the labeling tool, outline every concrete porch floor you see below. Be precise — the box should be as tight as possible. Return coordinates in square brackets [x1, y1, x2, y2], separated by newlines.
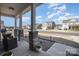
[10, 40, 50, 56]
[1, 37, 79, 56]
[10, 38, 79, 56]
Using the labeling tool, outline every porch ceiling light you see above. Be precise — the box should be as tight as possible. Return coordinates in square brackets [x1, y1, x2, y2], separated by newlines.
[8, 6, 15, 11]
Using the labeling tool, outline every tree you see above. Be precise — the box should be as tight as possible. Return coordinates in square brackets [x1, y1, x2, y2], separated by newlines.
[37, 24, 42, 29]
[47, 21, 56, 29]
[63, 19, 71, 23]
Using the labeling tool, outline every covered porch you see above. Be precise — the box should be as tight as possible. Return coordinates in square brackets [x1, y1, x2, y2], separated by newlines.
[0, 3, 79, 56]
[0, 3, 51, 56]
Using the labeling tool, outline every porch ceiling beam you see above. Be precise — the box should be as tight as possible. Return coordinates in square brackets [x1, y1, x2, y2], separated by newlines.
[0, 12, 15, 17]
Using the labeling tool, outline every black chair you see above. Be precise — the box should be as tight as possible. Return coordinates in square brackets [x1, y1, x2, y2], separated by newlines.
[2, 33, 17, 51]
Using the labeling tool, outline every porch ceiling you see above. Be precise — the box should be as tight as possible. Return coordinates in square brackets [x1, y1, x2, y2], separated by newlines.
[0, 3, 41, 17]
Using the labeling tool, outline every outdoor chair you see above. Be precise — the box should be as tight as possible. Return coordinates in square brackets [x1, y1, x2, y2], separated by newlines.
[2, 33, 17, 51]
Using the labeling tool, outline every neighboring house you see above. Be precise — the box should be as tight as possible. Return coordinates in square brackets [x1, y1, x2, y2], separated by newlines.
[56, 16, 79, 30]
[42, 21, 56, 30]
[55, 24, 62, 30]
[36, 24, 42, 29]
[62, 23, 69, 30]
[42, 23, 48, 30]
[46, 21, 55, 29]
[26, 25, 31, 30]
[22, 25, 27, 29]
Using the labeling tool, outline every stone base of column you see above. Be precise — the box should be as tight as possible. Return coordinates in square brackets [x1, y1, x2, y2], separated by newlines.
[29, 31, 38, 51]
[14, 29, 17, 38]
[18, 29, 24, 41]
[19, 29, 24, 37]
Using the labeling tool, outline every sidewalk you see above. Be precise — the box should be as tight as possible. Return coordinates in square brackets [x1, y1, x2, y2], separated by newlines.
[38, 32, 79, 48]
[47, 42, 79, 56]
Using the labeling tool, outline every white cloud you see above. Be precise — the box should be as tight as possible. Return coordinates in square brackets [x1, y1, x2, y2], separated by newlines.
[48, 3, 60, 8]
[36, 16, 42, 19]
[75, 16, 79, 18]
[53, 4, 66, 12]
[47, 4, 67, 19]
[64, 12, 71, 16]
[47, 4, 79, 24]
[23, 16, 42, 20]
[48, 13, 56, 19]
[57, 15, 79, 21]
[47, 11, 50, 15]
[48, 10, 63, 19]
[22, 17, 30, 20]
[57, 16, 67, 21]
[57, 14, 72, 21]
[58, 16, 74, 21]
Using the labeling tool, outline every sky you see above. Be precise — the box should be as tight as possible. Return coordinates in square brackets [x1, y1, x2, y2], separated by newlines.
[1, 3, 79, 26]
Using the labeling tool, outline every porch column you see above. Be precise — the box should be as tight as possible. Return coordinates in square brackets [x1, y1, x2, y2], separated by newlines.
[31, 4, 36, 32]
[29, 3, 37, 50]
[14, 17, 17, 38]
[19, 14, 22, 29]
[0, 12, 1, 41]
[18, 14, 23, 41]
